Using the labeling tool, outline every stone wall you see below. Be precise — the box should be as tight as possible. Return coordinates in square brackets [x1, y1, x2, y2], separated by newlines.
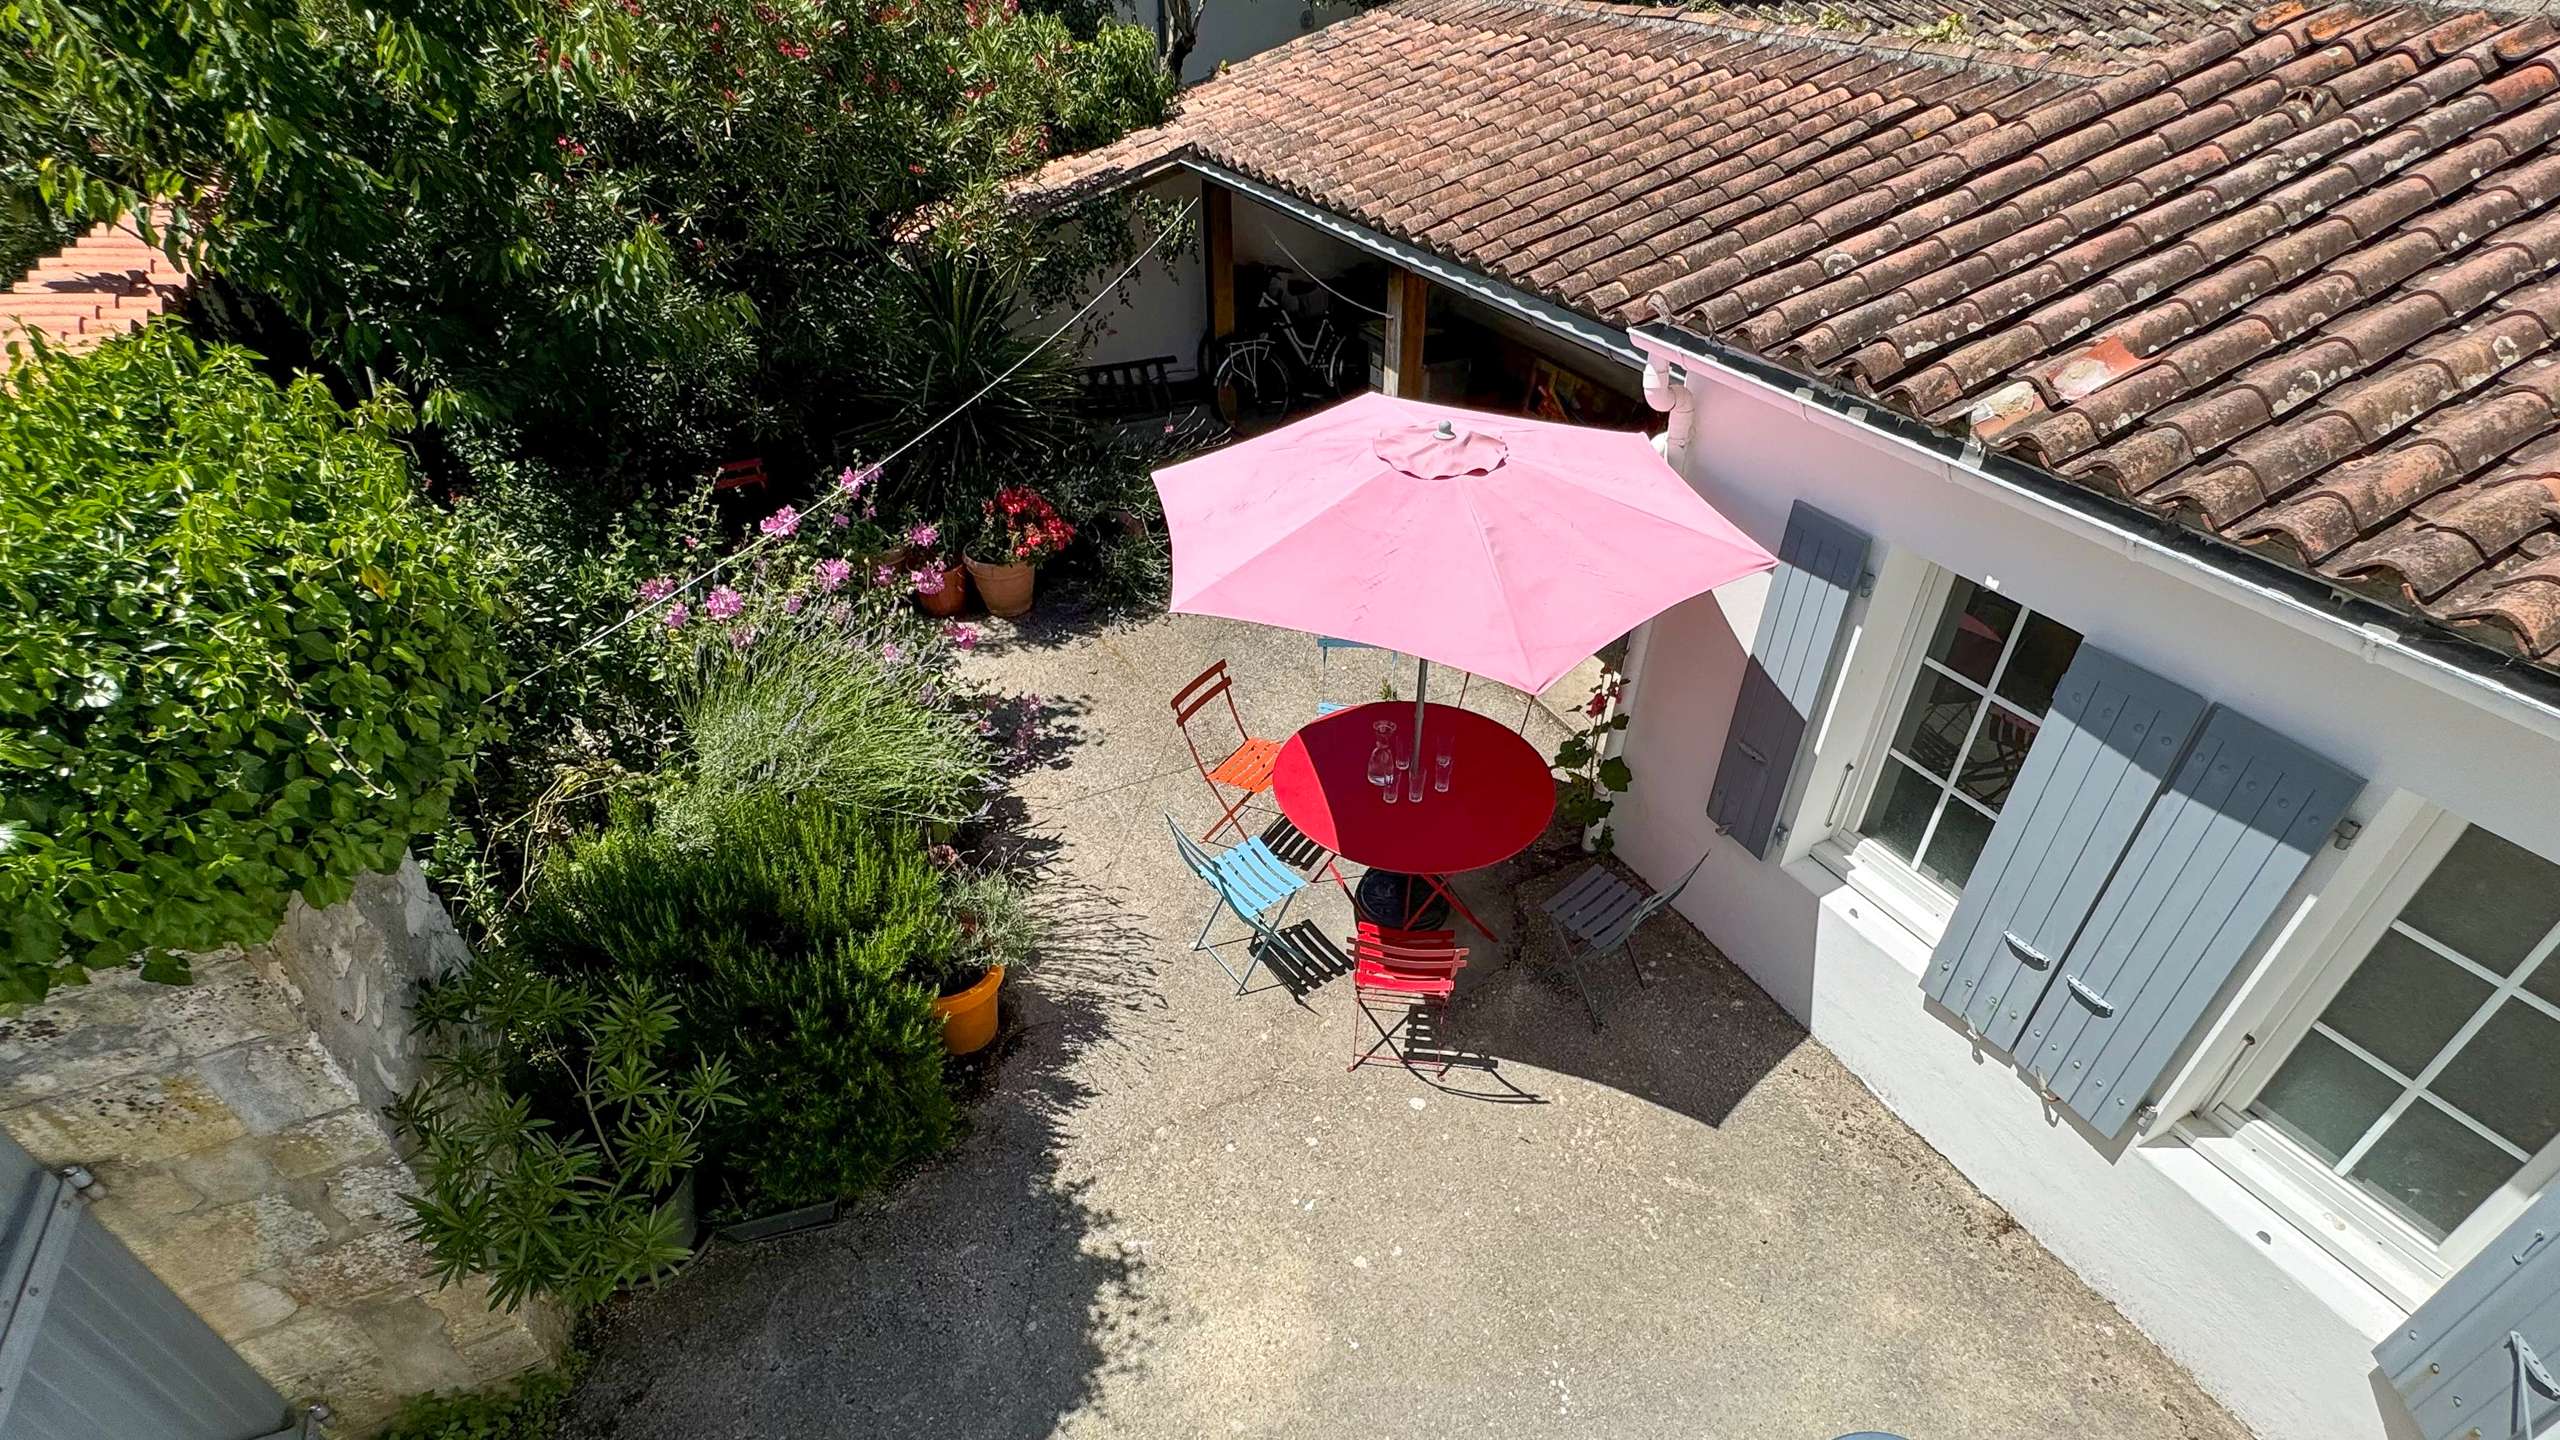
[0, 859, 561, 1434]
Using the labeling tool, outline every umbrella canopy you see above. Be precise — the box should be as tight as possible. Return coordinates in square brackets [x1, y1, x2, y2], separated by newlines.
[1154, 391, 1777, 695]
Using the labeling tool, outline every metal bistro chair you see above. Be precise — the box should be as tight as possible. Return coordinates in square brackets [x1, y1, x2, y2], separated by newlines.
[1347, 921, 1467, 1073]
[1314, 635, 1377, 717]
[1540, 849, 1712, 1030]
[1168, 815, 1310, 996]
[1171, 660, 1283, 844]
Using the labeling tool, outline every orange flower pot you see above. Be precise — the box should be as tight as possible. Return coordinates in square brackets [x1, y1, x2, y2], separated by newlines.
[930, 965, 1005, 1055]
[965, 558, 1035, 618]
[916, 563, 968, 617]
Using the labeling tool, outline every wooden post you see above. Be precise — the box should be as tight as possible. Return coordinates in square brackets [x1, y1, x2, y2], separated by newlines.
[1204, 183, 1236, 418]
[1382, 268, 1430, 398]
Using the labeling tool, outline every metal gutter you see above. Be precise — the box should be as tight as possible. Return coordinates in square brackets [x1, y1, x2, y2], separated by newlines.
[1179, 157, 1643, 373]
[1629, 320, 2560, 746]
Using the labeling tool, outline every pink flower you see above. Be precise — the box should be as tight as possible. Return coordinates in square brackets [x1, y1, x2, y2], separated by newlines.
[838, 463, 882, 495]
[912, 566, 945, 596]
[944, 622, 979, 651]
[783, 594, 806, 614]
[830, 512, 850, 528]
[704, 585, 745, 620]
[681, 534, 701, 550]
[906, 522, 940, 550]
[814, 558, 852, 593]
[881, 641, 904, 663]
[729, 625, 761, 648]
[663, 603, 690, 631]
[637, 575, 677, 604]
[928, 843, 960, 868]
[760, 505, 801, 538]
[873, 564, 899, 588]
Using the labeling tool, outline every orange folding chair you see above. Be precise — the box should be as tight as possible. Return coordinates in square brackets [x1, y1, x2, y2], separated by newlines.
[712, 456, 769, 493]
[1348, 922, 1467, 1073]
[1171, 660, 1283, 844]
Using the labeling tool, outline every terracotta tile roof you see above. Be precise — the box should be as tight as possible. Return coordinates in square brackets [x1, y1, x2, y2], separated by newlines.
[0, 211, 187, 367]
[1025, 0, 2560, 678]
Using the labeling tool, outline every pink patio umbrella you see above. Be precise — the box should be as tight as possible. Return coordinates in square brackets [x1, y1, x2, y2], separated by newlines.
[1154, 391, 1777, 759]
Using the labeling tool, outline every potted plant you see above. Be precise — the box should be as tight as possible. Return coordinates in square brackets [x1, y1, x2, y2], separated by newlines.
[923, 864, 1044, 1055]
[903, 521, 967, 617]
[965, 485, 1075, 619]
[390, 964, 741, 1310]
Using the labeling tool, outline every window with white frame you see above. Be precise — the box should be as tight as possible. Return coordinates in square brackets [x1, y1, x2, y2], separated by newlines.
[2208, 817, 2560, 1284]
[1852, 576, 2083, 897]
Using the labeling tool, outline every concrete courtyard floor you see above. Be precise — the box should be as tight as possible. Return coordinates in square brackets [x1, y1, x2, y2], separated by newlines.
[562, 605, 2252, 1440]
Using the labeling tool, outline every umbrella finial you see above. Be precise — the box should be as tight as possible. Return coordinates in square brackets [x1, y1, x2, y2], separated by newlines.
[1434, 420, 1456, 440]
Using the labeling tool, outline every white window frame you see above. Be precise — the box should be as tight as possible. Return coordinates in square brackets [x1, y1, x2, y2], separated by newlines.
[2184, 806, 2560, 1309]
[1809, 564, 2077, 946]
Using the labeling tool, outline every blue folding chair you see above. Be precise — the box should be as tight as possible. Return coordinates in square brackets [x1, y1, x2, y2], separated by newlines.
[1314, 635, 1378, 716]
[1540, 848, 1712, 1029]
[1168, 815, 1312, 996]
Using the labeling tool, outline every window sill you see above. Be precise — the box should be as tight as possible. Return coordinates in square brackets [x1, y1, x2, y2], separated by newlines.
[2173, 1111, 2438, 1316]
[1808, 836, 1955, 955]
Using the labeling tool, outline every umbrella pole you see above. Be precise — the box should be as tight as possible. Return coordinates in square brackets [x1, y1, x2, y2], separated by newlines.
[1412, 658, 1429, 790]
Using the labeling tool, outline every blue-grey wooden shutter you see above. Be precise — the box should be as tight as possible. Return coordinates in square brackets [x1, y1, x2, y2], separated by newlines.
[1706, 502, 1869, 859]
[2376, 1185, 2560, 1440]
[1921, 646, 2206, 1051]
[2021, 708, 2362, 1138]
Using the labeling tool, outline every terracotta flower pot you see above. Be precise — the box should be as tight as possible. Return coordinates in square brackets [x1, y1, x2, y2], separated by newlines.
[965, 557, 1035, 618]
[930, 965, 1005, 1055]
[915, 562, 968, 616]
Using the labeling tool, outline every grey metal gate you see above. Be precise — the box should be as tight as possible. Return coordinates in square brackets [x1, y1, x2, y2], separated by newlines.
[0, 1134, 296, 1440]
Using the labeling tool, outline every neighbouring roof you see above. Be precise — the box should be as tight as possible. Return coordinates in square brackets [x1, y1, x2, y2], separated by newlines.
[1, 212, 187, 367]
[1024, 0, 2560, 680]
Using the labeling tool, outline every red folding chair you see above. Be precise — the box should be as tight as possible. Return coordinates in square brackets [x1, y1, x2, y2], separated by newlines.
[1348, 922, 1467, 1073]
[1171, 660, 1284, 844]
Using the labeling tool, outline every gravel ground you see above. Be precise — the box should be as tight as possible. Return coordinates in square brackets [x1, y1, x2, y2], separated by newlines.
[561, 603, 2253, 1440]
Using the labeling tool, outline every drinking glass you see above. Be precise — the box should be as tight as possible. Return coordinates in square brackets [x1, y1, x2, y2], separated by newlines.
[1433, 742, 1452, 793]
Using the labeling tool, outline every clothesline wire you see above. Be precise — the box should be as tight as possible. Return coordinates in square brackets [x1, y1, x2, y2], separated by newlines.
[1251, 219, 1391, 318]
[497, 197, 1199, 701]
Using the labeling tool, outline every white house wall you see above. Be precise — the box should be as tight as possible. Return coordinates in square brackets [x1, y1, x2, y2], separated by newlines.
[1611, 353, 2560, 1440]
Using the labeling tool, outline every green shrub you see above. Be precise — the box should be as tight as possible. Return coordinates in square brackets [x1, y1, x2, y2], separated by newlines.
[393, 967, 739, 1311]
[671, 619, 990, 836]
[378, 1363, 578, 1440]
[0, 326, 498, 998]
[511, 796, 958, 1213]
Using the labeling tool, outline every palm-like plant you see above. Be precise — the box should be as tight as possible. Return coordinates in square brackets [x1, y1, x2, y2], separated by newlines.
[855, 252, 1079, 526]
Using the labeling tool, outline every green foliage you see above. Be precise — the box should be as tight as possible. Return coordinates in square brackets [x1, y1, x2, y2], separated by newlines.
[509, 795, 959, 1212]
[671, 619, 990, 837]
[378, 1363, 579, 1440]
[945, 866, 1047, 988]
[0, 326, 497, 997]
[1550, 668, 1633, 851]
[0, 177, 75, 283]
[394, 967, 742, 1311]
[855, 253, 1080, 526]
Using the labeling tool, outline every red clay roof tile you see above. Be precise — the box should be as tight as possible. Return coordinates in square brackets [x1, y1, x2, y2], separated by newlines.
[1017, 0, 2560, 680]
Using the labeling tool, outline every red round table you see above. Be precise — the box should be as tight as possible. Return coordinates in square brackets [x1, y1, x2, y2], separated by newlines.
[1270, 701, 1555, 938]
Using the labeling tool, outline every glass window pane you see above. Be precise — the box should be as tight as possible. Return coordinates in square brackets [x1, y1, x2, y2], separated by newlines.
[1887, 671, 1981, 781]
[2346, 1101, 2519, 1241]
[1954, 703, 2039, 812]
[1994, 612, 2083, 717]
[1921, 800, 1994, 893]
[2431, 1002, 2560, 1155]
[2398, 825, 2560, 974]
[1924, 581, 2018, 686]
[2253, 1030, 2400, 1165]
[1861, 758, 1941, 869]
[2320, 929, 2495, 1079]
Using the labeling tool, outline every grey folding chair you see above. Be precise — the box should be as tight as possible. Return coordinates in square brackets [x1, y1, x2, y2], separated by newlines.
[1167, 814, 1311, 996]
[1539, 848, 1712, 1029]
[1314, 635, 1378, 716]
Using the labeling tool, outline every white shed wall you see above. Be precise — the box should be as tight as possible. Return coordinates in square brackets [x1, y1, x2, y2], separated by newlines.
[1612, 352, 2560, 1440]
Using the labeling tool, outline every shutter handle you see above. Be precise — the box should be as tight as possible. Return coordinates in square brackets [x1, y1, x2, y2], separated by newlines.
[2065, 975, 2115, 1017]
[2002, 932, 2051, 970]
[1736, 740, 1770, 766]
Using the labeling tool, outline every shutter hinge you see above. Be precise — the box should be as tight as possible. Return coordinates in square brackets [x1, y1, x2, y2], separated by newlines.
[2514, 1332, 2558, 1436]
[2132, 1101, 2162, 1135]
[1857, 569, 1876, 598]
[2332, 817, 2362, 850]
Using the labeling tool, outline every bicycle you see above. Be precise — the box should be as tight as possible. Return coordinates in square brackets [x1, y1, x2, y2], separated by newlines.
[1201, 267, 1355, 415]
